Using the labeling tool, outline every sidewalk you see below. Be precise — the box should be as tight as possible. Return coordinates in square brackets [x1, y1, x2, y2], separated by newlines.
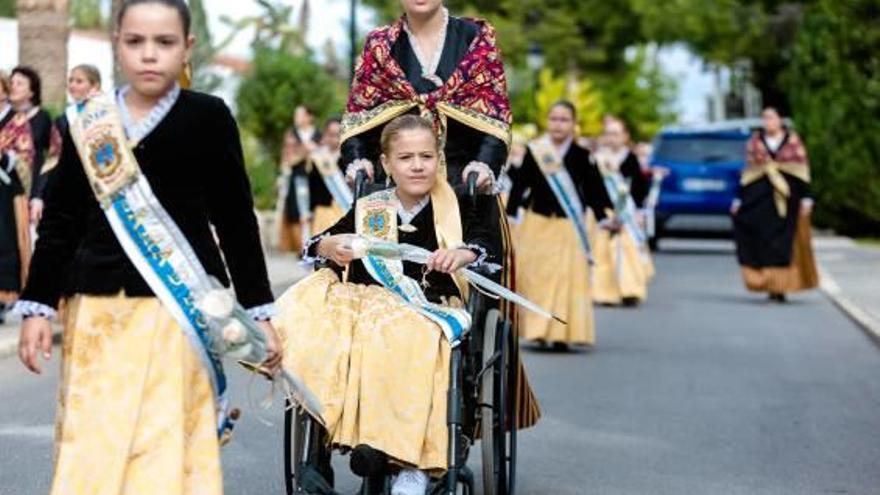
[814, 236, 880, 343]
[0, 250, 308, 359]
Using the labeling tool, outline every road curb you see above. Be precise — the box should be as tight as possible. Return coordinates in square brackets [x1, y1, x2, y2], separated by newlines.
[818, 265, 880, 346]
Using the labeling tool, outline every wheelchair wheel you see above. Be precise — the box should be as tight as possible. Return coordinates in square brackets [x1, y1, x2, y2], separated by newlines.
[284, 401, 329, 494]
[480, 309, 518, 495]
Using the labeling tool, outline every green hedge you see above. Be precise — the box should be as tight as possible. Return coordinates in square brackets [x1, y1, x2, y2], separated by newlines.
[788, 0, 880, 236]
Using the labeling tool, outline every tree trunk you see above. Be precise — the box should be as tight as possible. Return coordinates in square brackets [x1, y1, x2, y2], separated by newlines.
[16, 0, 69, 107]
[110, 0, 123, 83]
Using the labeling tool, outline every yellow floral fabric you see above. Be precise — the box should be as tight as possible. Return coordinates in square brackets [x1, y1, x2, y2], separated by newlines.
[51, 295, 222, 495]
[515, 211, 594, 345]
[311, 204, 346, 236]
[275, 269, 451, 472]
[588, 211, 651, 305]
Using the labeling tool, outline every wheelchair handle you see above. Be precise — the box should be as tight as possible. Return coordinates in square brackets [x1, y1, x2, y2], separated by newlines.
[354, 169, 370, 199]
[466, 171, 479, 207]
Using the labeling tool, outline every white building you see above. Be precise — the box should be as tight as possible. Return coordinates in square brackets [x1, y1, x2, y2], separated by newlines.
[1, 17, 116, 96]
[0, 17, 246, 107]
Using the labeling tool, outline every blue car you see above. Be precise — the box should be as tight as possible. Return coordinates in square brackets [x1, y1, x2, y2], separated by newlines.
[649, 121, 767, 246]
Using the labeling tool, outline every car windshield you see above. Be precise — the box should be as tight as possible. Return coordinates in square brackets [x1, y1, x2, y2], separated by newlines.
[654, 136, 747, 164]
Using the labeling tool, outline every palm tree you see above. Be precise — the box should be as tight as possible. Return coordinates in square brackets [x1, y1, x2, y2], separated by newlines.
[16, 0, 70, 107]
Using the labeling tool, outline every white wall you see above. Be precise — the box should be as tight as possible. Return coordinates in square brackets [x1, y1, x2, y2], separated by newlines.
[1, 18, 116, 98]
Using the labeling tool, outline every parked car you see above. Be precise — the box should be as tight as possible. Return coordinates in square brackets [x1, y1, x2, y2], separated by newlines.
[648, 119, 787, 248]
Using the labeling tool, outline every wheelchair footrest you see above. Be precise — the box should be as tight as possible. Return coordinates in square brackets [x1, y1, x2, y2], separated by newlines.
[298, 464, 340, 495]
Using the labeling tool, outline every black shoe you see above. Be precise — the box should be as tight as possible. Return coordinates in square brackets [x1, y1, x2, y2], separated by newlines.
[768, 293, 787, 303]
[350, 444, 389, 478]
[359, 475, 387, 495]
[551, 342, 570, 352]
[622, 297, 640, 307]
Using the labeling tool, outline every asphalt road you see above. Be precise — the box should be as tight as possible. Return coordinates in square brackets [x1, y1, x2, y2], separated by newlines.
[1, 240, 879, 495]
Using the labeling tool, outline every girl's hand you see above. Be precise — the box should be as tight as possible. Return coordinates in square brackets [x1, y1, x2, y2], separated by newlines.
[257, 321, 283, 374]
[800, 199, 814, 217]
[29, 199, 44, 224]
[317, 235, 356, 266]
[19, 317, 53, 374]
[427, 248, 477, 274]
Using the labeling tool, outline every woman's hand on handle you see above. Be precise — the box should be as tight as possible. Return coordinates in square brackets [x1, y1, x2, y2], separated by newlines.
[462, 162, 493, 191]
[19, 317, 53, 374]
[345, 159, 375, 186]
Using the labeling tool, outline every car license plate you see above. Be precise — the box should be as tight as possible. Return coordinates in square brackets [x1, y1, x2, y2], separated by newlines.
[681, 178, 727, 192]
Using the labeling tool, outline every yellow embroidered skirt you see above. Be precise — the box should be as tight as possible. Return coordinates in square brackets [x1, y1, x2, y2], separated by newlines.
[51, 295, 222, 495]
[311, 203, 346, 236]
[741, 215, 819, 293]
[588, 212, 650, 305]
[275, 269, 451, 472]
[514, 210, 594, 346]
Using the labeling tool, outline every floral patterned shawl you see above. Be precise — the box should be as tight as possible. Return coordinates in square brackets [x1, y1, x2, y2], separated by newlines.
[342, 16, 512, 153]
[0, 109, 38, 194]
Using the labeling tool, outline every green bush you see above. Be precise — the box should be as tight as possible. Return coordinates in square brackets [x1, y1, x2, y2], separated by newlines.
[236, 49, 338, 162]
[239, 128, 278, 211]
[788, 0, 880, 236]
[0, 0, 14, 17]
[236, 49, 342, 209]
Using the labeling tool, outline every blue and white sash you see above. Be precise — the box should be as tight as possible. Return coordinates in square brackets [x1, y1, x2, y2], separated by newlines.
[355, 189, 471, 345]
[311, 147, 353, 212]
[600, 170, 648, 247]
[528, 137, 593, 260]
[644, 170, 665, 238]
[67, 94, 278, 435]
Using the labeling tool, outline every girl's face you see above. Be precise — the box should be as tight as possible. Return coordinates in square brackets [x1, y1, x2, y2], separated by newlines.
[762, 109, 782, 135]
[400, 0, 443, 17]
[382, 129, 439, 199]
[116, 3, 193, 99]
[547, 105, 575, 143]
[9, 73, 34, 107]
[68, 69, 98, 102]
[603, 120, 628, 149]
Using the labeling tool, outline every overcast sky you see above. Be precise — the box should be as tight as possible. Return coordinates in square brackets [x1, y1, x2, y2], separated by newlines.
[202, 0, 375, 60]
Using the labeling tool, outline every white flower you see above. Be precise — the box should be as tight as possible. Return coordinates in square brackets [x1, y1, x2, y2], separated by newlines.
[222, 320, 247, 345]
[198, 289, 235, 319]
[225, 342, 254, 361]
[349, 237, 369, 259]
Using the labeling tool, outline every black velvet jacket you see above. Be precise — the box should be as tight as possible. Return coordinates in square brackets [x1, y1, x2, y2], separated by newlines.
[506, 142, 613, 220]
[21, 90, 274, 309]
[341, 17, 508, 186]
[284, 128, 322, 222]
[308, 155, 340, 209]
[308, 194, 500, 303]
[619, 151, 649, 208]
[0, 108, 52, 200]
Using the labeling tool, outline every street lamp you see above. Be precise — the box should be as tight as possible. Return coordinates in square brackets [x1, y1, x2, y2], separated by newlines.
[526, 43, 545, 120]
[526, 42, 545, 74]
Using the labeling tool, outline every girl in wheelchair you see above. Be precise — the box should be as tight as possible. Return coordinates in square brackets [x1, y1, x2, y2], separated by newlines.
[274, 114, 500, 494]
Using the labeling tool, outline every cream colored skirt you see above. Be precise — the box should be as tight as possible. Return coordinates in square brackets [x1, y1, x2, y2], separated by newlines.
[275, 269, 451, 472]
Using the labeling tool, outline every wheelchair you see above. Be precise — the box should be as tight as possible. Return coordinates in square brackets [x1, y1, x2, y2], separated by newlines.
[283, 172, 518, 495]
